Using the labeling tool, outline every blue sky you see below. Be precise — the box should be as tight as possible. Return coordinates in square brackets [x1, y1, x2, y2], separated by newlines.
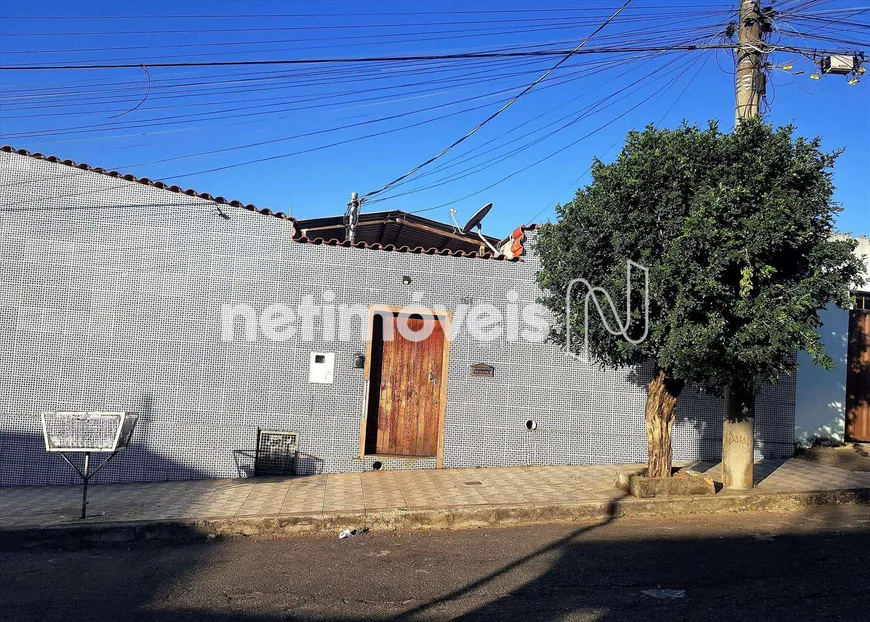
[1, 0, 868, 238]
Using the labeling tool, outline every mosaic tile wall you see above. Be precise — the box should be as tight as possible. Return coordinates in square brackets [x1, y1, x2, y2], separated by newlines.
[0, 151, 795, 485]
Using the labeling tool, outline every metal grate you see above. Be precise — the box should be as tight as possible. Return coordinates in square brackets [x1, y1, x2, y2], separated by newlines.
[255, 429, 299, 476]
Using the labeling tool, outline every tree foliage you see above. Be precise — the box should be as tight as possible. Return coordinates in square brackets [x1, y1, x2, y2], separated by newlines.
[536, 119, 864, 395]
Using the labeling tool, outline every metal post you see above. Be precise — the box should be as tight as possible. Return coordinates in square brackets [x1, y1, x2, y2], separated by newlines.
[81, 451, 91, 519]
[58, 450, 119, 520]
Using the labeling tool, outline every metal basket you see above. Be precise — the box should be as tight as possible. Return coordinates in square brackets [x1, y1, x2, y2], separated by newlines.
[41, 412, 139, 452]
[40, 411, 139, 520]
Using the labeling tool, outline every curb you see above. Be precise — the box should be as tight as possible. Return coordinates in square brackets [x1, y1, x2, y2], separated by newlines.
[2, 488, 868, 549]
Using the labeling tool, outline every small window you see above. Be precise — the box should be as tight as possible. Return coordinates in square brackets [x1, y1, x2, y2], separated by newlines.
[855, 292, 870, 311]
[314, 354, 326, 364]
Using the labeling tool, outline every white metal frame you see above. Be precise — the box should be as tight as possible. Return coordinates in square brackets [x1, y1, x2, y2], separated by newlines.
[40, 411, 140, 519]
[41, 411, 138, 453]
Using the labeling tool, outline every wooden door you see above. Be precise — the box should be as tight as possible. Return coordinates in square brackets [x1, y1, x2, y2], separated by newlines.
[374, 315, 445, 457]
[846, 310, 870, 442]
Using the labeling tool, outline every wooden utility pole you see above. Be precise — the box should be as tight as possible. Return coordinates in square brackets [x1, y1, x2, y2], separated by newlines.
[723, 0, 768, 491]
[734, 0, 766, 124]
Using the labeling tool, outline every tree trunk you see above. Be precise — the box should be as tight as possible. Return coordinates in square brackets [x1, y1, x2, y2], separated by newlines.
[722, 384, 756, 490]
[645, 371, 685, 478]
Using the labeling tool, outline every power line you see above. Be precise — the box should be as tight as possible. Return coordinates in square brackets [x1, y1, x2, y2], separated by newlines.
[408, 54, 710, 217]
[0, 50, 671, 192]
[0, 58, 612, 188]
[366, 51, 696, 205]
[4, 41, 852, 72]
[0, 8, 735, 34]
[525, 49, 713, 225]
[378, 49, 703, 207]
[357, 0, 636, 204]
[1, 51, 657, 189]
[1, 23, 723, 105]
[0, 51, 694, 208]
[0, 23, 725, 74]
[0, 44, 738, 71]
[397, 22, 726, 217]
[3, 57, 554, 121]
[0, 19, 596, 60]
[1, 53, 529, 98]
[8, 49, 686, 154]
[3, 57, 594, 140]
[0, 7, 742, 208]
[364, 50, 671, 194]
[3, 3, 863, 225]
[0, 12, 732, 58]
[0, 5, 737, 20]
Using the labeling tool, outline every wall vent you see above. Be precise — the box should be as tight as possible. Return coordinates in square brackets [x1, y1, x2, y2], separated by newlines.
[255, 429, 299, 476]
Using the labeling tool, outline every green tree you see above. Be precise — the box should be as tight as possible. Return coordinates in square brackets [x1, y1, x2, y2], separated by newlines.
[535, 119, 863, 479]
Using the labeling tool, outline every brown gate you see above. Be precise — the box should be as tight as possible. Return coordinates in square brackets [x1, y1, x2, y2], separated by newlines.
[363, 312, 447, 458]
[846, 309, 870, 442]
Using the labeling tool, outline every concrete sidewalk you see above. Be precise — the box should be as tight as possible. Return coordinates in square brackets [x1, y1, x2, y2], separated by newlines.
[2, 458, 869, 542]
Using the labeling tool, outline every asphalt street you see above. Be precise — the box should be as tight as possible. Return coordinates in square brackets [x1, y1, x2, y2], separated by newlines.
[1, 505, 868, 621]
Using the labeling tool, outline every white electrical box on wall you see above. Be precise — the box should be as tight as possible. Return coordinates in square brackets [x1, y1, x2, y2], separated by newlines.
[309, 352, 335, 384]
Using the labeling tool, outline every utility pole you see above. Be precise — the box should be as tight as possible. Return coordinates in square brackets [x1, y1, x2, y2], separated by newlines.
[723, 0, 768, 492]
[734, 0, 766, 124]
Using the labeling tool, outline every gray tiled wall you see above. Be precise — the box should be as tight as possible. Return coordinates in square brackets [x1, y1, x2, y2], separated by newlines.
[0, 151, 795, 486]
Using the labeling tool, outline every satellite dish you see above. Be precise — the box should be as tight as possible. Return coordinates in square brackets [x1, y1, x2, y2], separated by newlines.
[461, 203, 499, 255]
[462, 202, 493, 234]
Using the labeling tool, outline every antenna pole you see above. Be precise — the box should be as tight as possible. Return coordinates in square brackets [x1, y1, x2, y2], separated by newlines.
[448, 208, 462, 233]
[346, 192, 360, 243]
[476, 228, 500, 255]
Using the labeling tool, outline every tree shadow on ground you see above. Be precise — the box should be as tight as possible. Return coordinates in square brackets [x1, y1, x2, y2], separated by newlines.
[0, 431, 214, 487]
[683, 458, 788, 487]
[432, 506, 870, 621]
[3, 498, 869, 621]
[795, 442, 870, 472]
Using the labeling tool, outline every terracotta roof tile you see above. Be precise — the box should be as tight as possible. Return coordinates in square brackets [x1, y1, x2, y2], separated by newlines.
[292, 234, 529, 260]
[1, 145, 538, 261]
[1, 145, 294, 224]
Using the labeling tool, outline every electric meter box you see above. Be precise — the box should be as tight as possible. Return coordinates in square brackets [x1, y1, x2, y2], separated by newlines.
[821, 55, 856, 75]
[309, 352, 335, 384]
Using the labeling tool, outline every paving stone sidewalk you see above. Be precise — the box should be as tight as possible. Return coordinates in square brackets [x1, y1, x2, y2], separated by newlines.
[2, 457, 870, 530]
